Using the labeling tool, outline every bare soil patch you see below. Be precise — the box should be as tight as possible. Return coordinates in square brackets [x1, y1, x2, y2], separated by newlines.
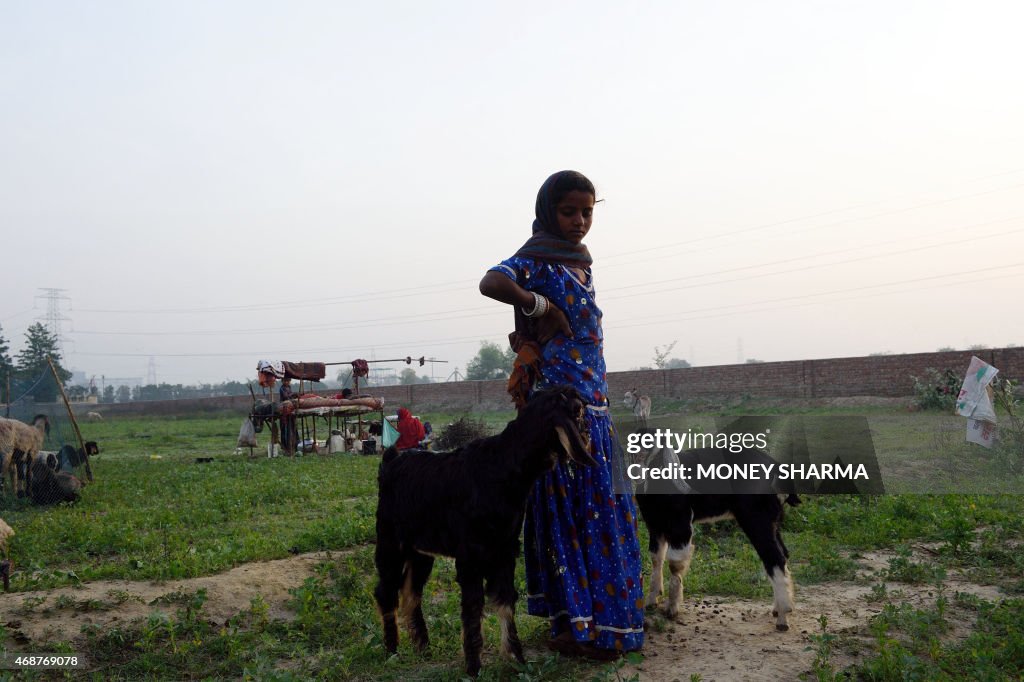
[621, 549, 1004, 681]
[0, 551, 339, 646]
[0, 548, 1007, 680]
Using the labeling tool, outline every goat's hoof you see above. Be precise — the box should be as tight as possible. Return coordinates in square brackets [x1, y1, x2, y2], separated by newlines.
[776, 623, 789, 631]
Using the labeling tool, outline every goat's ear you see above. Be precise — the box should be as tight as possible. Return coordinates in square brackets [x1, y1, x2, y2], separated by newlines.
[555, 424, 597, 468]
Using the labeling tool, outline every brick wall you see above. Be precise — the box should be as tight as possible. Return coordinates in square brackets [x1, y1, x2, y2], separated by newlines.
[69, 347, 1022, 417]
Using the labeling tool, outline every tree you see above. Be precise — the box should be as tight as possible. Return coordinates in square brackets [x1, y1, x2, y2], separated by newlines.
[0, 324, 13, 383]
[15, 323, 71, 402]
[395, 369, 432, 385]
[466, 341, 516, 380]
[665, 358, 691, 369]
[102, 385, 115, 403]
[652, 341, 678, 370]
[115, 385, 131, 403]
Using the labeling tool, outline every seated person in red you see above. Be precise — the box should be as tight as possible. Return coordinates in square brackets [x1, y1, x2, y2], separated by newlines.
[395, 407, 426, 450]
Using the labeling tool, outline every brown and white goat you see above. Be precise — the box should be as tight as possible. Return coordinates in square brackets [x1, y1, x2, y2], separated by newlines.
[635, 445, 800, 631]
[0, 415, 49, 497]
[374, 385, 595, 678]
[624, 388, 651, 428]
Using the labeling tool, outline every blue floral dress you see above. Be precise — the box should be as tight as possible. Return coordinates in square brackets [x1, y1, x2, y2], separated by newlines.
[490, 256, 645, 652]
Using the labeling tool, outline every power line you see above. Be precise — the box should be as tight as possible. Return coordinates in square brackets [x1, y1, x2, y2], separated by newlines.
[70, 333, 492, 359]
[62, 173, 1024, 318]
[63, 218, 1024, 338]
[70, 305, 502, 337]
[600, 223, 1024, 301]
[74, 279, 477, 315]
[606, 263, 1024, 330]
[604, 178, 1024, 263]
[67, 263, 1024, 360]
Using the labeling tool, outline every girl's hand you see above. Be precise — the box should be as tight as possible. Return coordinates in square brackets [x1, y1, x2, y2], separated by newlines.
[537, 303, 573, 343]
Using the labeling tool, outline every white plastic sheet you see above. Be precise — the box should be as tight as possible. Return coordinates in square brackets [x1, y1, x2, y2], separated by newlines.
[966, 418, 997, 448]
[957, 356, 999, 448]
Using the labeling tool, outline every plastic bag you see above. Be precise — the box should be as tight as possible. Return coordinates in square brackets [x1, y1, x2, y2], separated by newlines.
[237, 418, 258, 448]
[956, 356, 999, 423]
[381, 419, 401, 448]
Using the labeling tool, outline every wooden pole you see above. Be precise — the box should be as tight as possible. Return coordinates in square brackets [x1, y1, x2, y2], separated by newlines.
[354, 374, 363, 440]
[47, 356, 93, 482]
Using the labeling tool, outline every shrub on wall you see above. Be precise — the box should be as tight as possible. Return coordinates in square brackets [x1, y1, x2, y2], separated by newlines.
[910, 368, 961, 410]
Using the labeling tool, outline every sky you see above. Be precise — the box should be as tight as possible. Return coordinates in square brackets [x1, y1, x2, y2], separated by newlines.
[2, 1, 1022, 388]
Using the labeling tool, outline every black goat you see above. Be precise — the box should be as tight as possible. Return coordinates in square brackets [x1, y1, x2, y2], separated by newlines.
[634, 445, 800, 631]
[57, 441, 100, 471]
[374, 385, 595, 678]
[29, 453, 83, 505]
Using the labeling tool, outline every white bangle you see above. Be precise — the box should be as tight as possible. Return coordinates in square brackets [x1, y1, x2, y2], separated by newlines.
[522, 292, 548, 318]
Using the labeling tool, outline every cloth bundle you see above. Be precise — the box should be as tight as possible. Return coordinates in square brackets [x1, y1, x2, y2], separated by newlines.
[257, 360, 327, 386]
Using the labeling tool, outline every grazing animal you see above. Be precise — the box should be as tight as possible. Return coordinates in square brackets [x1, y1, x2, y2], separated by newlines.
[634, 444, 800, 631]
[0, 517, 13, 591]
[0, 415, 50, 497]
[29, 454, 83, 505]
[30, 451, 60, 472]
[86, 411, 103, 421]
[374, 385, 595, 677]
[623, 388, 651, 428]
[57, 441, 100, 471]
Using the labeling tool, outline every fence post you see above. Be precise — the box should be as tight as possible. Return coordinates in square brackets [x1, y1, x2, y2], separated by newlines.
[47, 356, 94, 482]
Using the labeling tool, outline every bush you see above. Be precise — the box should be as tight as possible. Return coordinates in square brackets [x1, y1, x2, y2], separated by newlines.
[992, 379, 1024, 474]
[433, 416, 491, 450]
[910, 367, 960, 410]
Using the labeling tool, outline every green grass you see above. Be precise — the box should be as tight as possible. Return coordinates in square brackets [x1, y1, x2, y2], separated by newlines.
[0, 407, 1022, 679]
[5, 454, 379, 589]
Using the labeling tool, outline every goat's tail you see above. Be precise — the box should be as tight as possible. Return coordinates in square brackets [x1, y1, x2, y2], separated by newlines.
[784, 493, 801, 507]
[381, 445, 400, 466]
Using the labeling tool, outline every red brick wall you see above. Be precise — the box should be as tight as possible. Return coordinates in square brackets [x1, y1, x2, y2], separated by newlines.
[73, 347, 1022, 416]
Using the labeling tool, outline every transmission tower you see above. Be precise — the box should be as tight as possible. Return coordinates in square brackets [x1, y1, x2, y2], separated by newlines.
[35, 288, 71, 355]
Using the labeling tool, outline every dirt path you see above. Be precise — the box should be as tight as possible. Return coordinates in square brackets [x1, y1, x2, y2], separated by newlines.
[0, 549, 1006, 680]
[624, 550, 1005, 681]
[0, 551, 341, 645]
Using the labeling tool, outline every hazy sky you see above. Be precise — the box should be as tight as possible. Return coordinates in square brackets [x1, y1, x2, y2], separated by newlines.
[2, 1, 1022, 387]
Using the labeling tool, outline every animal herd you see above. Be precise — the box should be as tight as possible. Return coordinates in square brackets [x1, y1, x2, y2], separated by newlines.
[4, 391, 796, 676]
[0, 414, 91, 505]
[375, 385, 800, 676]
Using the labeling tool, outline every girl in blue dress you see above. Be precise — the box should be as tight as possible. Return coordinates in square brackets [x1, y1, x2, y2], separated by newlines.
[479, 170, 644, 659]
